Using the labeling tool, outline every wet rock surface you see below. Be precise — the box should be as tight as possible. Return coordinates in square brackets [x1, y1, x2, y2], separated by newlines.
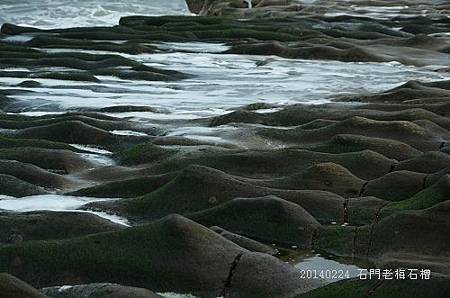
[0, 0, 449, 296]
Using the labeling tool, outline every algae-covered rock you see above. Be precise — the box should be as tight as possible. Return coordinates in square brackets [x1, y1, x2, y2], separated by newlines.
[0, 113, 159, 134]
[0, 211, 124, 244]
[309, 134, 422, 161]
[138, 148, 395, 180]
[69, 173, 177, 198]
[342, 80, 450, 103]
[190, 196, 320, 247]
[98, 105, 160, 113]
[381, 175, 450, 216]
[315, 199, 450, 275]
[227, 251, 316, 298]
[91, 165, 344, 224]
[0, 214, 320, 296]
[298, 277, 450, 298]
[425, 166, 450, 187]
[211, 105, 450, 133]
[16, 80, 41, 88]
[258, 116, 440, 151]
[27, 36, 156, 55]
[209, 226, 278, 255]
[314, 225, 368, 258]
[395, 151, 450, 173]
[252, 162, 366, 198]
[0, 273, 46, 298]
[0, 174, 47, 197]
[0, 148, 93, 173]
[363, 170, 426, 201]
[346, 196, 389, 226]
[12, 120, 148, 146]
[118, 142, 177, 166]
[0, 136, 76, 152]
[0, 160, 71, 189]
[370, 200, 450, 259]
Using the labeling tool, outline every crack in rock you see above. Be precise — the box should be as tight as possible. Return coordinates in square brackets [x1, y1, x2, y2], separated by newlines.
[358, 181, 369, 197]
[366, 202, 390, 257]
[422, 174, 430, 190]
[352, 226, 358, 259]
[343, 198, 350, 223]
[389, 162, 398, 173]
[221, 252, 244, 298]
[309, 228, 318, 250]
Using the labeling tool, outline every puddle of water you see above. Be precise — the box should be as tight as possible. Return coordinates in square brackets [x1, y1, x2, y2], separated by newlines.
[295, 256, 361, 284]
[279, 248, 370, 285]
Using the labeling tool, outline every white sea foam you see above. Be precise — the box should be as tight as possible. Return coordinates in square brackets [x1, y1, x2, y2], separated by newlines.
[80, 153, 115, 166]
[0, 194, 104, 211]
[74, 210, 130, 226]
[18, 111, 66, 117]
[153, 42, 230, 53]
[0, 194, 129, 226]
[3, 49, 448, 121]
[0, 0, 190, 29]
[167, 126, 238, 144]
[110, 130, 148, 137]
[70, 144, 113, 155]
[1, 35, 34, 43]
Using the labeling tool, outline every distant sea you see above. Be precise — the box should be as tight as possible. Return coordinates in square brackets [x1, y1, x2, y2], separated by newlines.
[0, 0, 190, 29]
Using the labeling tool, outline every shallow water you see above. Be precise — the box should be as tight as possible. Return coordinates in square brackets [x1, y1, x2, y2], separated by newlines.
[2, 49, 448, 110]
[1, 43, 448, 142]
[79, 152, 116, 167]
[280, 248, 366, 285]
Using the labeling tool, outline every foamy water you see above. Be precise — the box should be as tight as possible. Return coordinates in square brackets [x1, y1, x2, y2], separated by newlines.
[1, 1, 448, 127]
[2, 47, 448, 117]
[1, 41, 448, 143]
[0, 194, 129, 226]
[0, 0, 190, 29]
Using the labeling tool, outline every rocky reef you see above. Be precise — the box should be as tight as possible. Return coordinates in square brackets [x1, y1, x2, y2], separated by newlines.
[0, 0, 449, 297]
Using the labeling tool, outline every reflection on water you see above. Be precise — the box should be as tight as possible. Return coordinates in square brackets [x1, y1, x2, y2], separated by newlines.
[280, 248, 372, 284]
